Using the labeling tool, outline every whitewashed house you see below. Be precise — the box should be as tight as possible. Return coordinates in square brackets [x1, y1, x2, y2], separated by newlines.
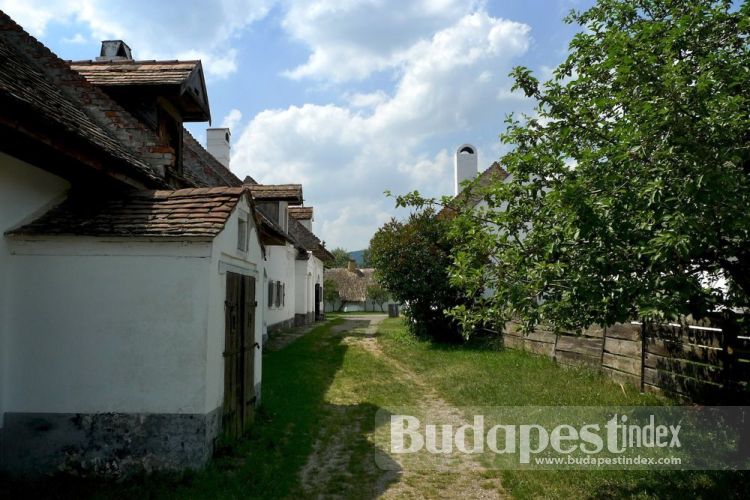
[288, 210, 330, 323]
[243, 185, 332, 336]
[0, 14, 266, 476]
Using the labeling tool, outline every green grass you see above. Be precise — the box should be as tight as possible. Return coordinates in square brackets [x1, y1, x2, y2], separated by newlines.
[3, 317, 748, 499]
[376, 318, 750, 499]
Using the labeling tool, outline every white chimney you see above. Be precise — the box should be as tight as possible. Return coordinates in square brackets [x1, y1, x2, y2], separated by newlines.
[207, 128, 231, 168]
[454, 144, 478, 195]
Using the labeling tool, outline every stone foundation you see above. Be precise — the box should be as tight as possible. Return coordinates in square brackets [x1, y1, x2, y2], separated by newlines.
[266, 318, 294, 334]
[0, 407, 221, 478]
[294, 312, 315, 327]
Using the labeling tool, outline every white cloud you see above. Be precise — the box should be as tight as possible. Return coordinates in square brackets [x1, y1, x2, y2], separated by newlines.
[232, 10, 532, 249]
[344, 90, 389, 110]
[0, 0, 273, 79]
[62, 33, 87, 44]
[221, 109, 243, 131]
[281, 0, 478, 82]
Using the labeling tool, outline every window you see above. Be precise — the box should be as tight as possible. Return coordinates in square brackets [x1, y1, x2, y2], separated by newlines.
[281, 283, 286, 307]
[268, 281, 274, 307]
[238, 216, 248, 251]
[275, 281, 282, 308]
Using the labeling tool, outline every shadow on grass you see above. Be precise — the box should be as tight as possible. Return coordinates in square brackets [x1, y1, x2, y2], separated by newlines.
[0, 318, 402, 499]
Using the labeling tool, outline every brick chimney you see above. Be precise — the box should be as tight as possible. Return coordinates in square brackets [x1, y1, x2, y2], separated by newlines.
[97, 40, 132, 61]
[347, 259, 356, 272]
[454, 144, 478, 195]
[207, 128, 230, 168]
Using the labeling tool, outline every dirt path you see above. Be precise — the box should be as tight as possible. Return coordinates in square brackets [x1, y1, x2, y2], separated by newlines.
[300, 315, 506, 499]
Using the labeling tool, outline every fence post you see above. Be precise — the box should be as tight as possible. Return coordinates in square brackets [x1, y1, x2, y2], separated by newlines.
[552, 329, 560, 362]
[640, 320, 647, 393]
[599, 326, 607, 373]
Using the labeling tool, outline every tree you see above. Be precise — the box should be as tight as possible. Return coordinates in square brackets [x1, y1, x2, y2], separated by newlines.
[323, 279, 340, 311]
[443, 0, 750, 332]
[369, 209, 465, 341]
[328, 247, 351, 268]
[366, 282, 390, 312]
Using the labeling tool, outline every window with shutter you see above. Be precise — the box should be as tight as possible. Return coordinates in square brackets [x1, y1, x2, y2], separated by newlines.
[268, 281, 274, 308]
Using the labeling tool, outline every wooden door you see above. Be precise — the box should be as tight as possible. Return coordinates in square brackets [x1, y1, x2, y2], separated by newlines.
[241, 275, 256, 432]
[223, 272, 257, 439]
[315, 283, 321, 319]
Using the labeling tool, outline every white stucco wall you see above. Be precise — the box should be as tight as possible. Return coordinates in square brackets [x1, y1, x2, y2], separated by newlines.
[294, 257, 312, 316]
[205, 197, 264, 412]
[294, 254, 325, 317]
[263, 243, 296, 328]
[4, 237, 212, 414]
[0, 152, 70, 426]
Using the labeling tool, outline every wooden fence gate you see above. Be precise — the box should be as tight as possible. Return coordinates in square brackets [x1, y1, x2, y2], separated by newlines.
[223, 272, 257, 439]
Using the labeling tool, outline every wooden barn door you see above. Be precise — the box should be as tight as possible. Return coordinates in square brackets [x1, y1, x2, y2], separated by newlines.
[223, 272, 257, 439]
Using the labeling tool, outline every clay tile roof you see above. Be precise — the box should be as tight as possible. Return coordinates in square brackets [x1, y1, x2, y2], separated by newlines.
[247, 184, 303, 204]
[288, 206, 313, 220]
[324, 267, 376, 302]
[0, 12, 171, 188]
[8, 187, 247, 238]
[69, 60, 200, 86]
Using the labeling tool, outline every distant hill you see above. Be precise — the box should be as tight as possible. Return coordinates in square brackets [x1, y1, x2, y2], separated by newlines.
[348, 249, 366, 266]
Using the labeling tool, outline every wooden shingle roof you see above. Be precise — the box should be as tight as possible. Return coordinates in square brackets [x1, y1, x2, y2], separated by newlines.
[288, 217, 333, 261]
[69, 58, 211, 122]
[182, 128, 242, 187]
[0, 11, 171, 188]
[8, 187, 248, 239]
[288, 206, 313, 220]
[69, 60, 200, 86]
[439, 161, 509, 218]
[247, 184, 303, 204]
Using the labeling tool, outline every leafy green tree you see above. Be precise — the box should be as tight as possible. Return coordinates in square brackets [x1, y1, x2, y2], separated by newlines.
[441, 0, 750, 332]
[327, 247, 351, 268]
[366, 282, 390, 312]
[369, 209, 465, 341]
[323, 279, 340, 310]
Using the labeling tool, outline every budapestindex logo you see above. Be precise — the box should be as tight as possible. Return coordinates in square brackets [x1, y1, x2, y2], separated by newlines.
[390, 414, 681, 464]
[372, 406, 750, 471]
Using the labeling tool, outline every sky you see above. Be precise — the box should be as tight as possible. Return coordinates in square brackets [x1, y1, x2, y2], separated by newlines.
[1, 0, 594, 251]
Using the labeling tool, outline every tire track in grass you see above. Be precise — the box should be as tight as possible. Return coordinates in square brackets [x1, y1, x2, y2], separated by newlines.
[300, 315, 506, 499]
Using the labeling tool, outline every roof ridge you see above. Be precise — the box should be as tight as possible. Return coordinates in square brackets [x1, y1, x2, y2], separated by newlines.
[68, 59, 202, 65]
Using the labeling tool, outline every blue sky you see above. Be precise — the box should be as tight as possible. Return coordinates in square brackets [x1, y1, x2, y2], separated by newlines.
[1, 0, 594, 250]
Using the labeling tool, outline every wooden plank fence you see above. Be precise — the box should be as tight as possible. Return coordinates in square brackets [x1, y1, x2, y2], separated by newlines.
[504, 316, 750, 404]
